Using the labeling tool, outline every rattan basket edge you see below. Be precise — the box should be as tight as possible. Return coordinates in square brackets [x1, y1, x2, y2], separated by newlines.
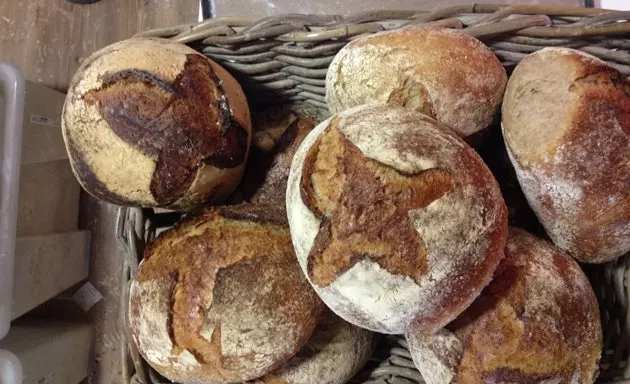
[116, 4, 630, 384]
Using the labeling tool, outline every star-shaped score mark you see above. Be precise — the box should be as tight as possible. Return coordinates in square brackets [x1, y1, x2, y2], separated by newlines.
[82, 54, 248, 206]
[301, 125, 455, 287]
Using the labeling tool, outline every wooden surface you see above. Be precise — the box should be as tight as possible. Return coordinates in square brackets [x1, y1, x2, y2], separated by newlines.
[0, 0, 199, 91]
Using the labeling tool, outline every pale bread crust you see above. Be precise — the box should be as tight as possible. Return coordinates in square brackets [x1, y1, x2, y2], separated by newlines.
[502, 47, 630, 263]
[325, 27, 506, 137]
[62, 37, 251, 209]
[286, 104, 507, 334]
[407, 228, 602, 384]
[255, 310, 374, 384]
[129, 204, 323, 384]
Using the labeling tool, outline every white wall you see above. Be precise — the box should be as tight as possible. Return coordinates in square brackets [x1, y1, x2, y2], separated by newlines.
[599, 0, 630, 10]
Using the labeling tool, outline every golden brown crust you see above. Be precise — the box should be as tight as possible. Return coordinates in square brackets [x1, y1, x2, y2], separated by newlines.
[287, 104, 507, 334]
[502, 47, 630, 262]
[454, 229, 601, 383]
[300, 119, 455, 286]
[251, 107, 299, 153]
[408, 228, 602, 384]
[130, 204, 323, 383]
[326, 27, 507, 137]
[63, 38, 252, 209]
[243, 108, 316, 205]
[257, 310, 374, 384]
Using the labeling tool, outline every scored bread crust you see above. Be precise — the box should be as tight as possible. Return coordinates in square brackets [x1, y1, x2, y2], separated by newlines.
[407, 228, 602, 384]
[502, 47, 630, 263]
[62, 37, 252, 209]
[325, 27, 506, 137]
[128, 204, 323, 384]
[286, 104, 507, 334]
[243, 107, 317, 205]
[255, 310, 374, 384]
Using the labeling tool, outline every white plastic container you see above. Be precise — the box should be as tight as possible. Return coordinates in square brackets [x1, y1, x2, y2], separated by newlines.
[0, 62, 25, 383]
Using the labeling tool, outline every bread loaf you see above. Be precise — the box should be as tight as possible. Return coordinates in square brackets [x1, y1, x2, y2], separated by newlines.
[325, 27, 506, 137]
[243, 107, 316, 205]
[255, 310, 374, 384]
[407, 228, 602, 384]
[502, 47, 630, 263]
[62, 37, 251, 210]
[286, 104, 508, 334]
[128, 204, 323, 383]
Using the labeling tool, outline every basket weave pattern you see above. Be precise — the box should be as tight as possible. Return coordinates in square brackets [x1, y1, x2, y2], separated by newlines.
[118, 4, 630, 384]
[135, 4, 630, 109]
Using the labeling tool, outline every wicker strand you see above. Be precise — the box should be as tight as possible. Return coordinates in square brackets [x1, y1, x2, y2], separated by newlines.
[475, 4, 614, 25]
[464, 15, 552, 38]
[121, 5, 630, 384]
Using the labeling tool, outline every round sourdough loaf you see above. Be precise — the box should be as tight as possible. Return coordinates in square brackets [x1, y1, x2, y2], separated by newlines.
[243, 106, 317, 205]
[128, 204, 323, 384]
[62, 37, 251, 210]
[254, 310, 374, 384]
[325, 27, 506, 137]
[502, 47, 630, 263]
[407, 228, 602, 384]
[286, 104, 508, 334]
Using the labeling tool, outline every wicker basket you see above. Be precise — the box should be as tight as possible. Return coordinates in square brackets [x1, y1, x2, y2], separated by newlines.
[116, 4, 630, 384]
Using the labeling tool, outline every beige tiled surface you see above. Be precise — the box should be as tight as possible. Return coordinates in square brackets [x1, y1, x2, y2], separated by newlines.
[214, 0, 582, 17]
[1, 2, 198, 383]
[17, 160, 81, 236]
[12, 231, 90, 320]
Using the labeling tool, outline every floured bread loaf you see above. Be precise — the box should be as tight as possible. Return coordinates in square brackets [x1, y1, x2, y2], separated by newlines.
[254, 310, 374, 384]
[407, 228, 602, 384]
[325, 27, 506, 137]
[62, 37, 251, 210]
[128, 204, 323, 383]
[503, 47, 630, 263]
[286, 104, 507, 334]
[243, 106, 317, 205]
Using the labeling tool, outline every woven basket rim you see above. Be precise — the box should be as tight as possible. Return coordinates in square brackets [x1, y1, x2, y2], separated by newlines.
[116, 4, 630, 383]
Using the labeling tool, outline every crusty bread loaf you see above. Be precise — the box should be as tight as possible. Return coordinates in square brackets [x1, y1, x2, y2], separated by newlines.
[407, 228, 602, 384]
[286, 104, 508, 334]
[243, 106, 316, 205]
[62, 37, 251, 210]
[254, 310, 374, 384]
[325, 27, 506, 137]
[502, 47, 630, 263]
[128, 204, 323, 383]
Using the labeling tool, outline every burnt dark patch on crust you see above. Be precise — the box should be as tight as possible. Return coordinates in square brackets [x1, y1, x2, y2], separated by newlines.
[101, 68, 174, 93]
[484, 368, 560, 384]
[167, 271, 180, 355]
[243, 110, 315, 205]
[571, 65, 630, 98]
[219, 203, 287, 226]
[84, 54, 248, 206]
[300, 123, 454, 287]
